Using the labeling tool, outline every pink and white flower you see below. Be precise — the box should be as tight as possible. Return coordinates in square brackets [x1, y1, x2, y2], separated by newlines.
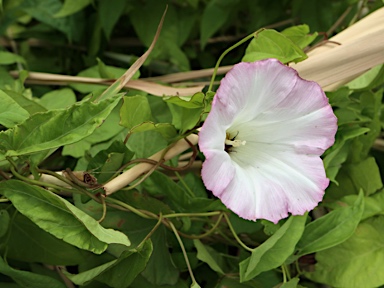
[199, 59, 337, 223]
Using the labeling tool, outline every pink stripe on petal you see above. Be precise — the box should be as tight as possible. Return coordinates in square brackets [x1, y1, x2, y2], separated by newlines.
[198, 58, 337, 223]
[201, 150, 235, 195]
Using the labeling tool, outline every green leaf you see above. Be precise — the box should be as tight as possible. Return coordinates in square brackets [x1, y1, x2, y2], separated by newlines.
[128, 122, 177, 141]
[166, 103, 202, 134]
[323, 126, 371, 183]
[0, 256, 65, 288]
[54, 0, 91, 17]
[70, 63, 139, 94]
[127, 130, 168, 158]
[327, 157, 383, 201]
[0, 212, 89, 265]
[347, 157, 382, 195]
[240, 215, 306, 282]
[200, 0, 239, 49]
[141, 227, 179, 285]
[347, 64, 384, 91]
[0, 89, 29, 128]
[307, 215, 384, 288]
[98, 0, 126, 39]
[296, 191, 364, 256]
[62, 103, 125, 158]
[164, 92, 205, 109]
[242, 29, 307, 64]
[194, 239, 225, 274]
[0, 51, 26, 65]
[2, 90, 46, 115]
[120, 95, 152, 130]
[281, 24, 318, 49]
[0, 97, 120, 157]
[87, 140, 134, 183]
[330, 190, 384, 221]
[279, 277, 300, 288]
[65, 240, 152, 287]
[0, 209, 9, 238]
[22, 0, 84, 42]
[0, 180, 130, 254]
[38, 88, 77, 110]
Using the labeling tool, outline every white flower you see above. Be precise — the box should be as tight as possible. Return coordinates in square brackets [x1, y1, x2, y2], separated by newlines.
[199, 59, 337, 223]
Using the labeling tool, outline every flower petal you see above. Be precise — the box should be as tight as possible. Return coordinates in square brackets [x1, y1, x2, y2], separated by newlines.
[227, 143, 327, 223]
[199, 58, 337, 223]
[201, 150, 235, 195]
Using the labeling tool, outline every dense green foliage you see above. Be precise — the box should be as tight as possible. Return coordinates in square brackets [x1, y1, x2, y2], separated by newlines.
[0, 0, 384, 287]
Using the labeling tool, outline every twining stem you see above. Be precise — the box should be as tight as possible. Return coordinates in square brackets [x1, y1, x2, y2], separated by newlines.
[98, 195, 107, 223]
[168, 220, 199, 286]
[181, 213, 224, 240]
[223, 213, 254, 252]
[104, 197, 155, 220]
[10, 166, 75, 195]
[208, 28, 264, 92]
[163, 211, 221, 218]
[137, 213, 164, 249]
[103, 134, 198, 195]
[174, 171, 195, 198]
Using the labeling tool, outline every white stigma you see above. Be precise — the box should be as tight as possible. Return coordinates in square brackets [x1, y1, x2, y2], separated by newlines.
[225, 139, 246, 147]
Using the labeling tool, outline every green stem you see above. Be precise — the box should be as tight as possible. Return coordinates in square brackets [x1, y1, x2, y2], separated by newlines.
[168, 220, 199, 287]
[223, 213, 254, 252]
[104, 197, 155, 220]
[207, 28, 264, 92]
[282, 264, 287, 282]
[174, 171, 194, 198]
[163, 211, 221, 218]
[10, 166, 75, 195]
[137, 213, 163, 249]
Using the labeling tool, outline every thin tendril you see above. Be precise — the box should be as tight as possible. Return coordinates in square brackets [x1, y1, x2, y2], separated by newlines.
[208, 28, 264, 92]
[137, 213, 163, 248]
[168, 220, 199, 286]
[98, 195, 107, 223]
[223, 213, 254, 252]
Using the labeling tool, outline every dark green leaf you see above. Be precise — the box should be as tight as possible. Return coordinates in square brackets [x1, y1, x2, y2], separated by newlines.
[54, 0, 91, 17]
[22, 0, 84, 41]
[65, 240, 152, 287]
[194, 239, 225, 274]
[98, 0, 126, 39]
[142, 227, 179, 285]
[0, 180, 130, 254]
[240, 215, 306, 281]
[200, 0, 239, 49]
[0, 209, 9, 237]
[0, 212, 89, 265]
[296, 191, 364, 256]
[0, 256, 65, 288]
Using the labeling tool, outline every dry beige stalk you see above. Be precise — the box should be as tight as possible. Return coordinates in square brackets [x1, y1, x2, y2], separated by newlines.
[102, 134, 199, 195]
[291, 7, 384, 91]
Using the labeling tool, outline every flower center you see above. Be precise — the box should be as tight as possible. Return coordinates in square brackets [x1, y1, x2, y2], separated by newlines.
[225, 138, 246, 147]
[225, 132, 246, 152]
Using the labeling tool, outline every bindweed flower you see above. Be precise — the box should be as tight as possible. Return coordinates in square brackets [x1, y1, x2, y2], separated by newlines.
[199, 59, 337, 223]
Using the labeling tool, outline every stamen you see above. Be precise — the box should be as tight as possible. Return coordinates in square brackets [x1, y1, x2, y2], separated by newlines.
[225, 139, 246, 147]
